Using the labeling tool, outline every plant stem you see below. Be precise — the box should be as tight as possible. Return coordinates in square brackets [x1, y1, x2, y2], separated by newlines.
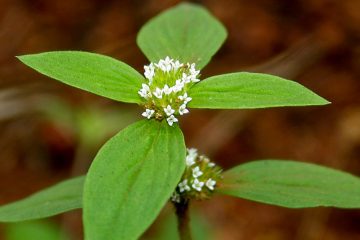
[174, 199, 192, 240]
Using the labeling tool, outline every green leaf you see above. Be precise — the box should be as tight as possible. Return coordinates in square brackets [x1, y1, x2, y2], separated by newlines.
[83, 119, 186, 240]
[0, 176, 84, 222]
[18, 51, 144, 103]
[188, 72, 330, 109]
[6, 220, 69, 240]
[137, 3, 227, 69]
[218, 160, 360, 208]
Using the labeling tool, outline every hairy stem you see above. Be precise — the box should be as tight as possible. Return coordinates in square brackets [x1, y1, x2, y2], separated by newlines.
[174, 199, 192, 240]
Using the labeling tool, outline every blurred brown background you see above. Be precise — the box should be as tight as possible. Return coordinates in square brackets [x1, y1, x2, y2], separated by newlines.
[0, 0, 360, 239]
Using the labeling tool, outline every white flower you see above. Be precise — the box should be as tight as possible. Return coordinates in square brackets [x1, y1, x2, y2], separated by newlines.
[189, 64, 200, 82]
[182, 73, 192, 83]
[163, 84, 172, 95]
[192, 178, 204, 192]
[192, 166, 203, 178]
[186, 148, 197, 166]
[164, 105, 175, 116]
[178, 93, 192, 104]
[141, 109, 155, 119]
[166, 115, 178, 126]
[157, 56, 173, 72]
[178, 179, 191, 192]
[186, 148, 198, 166]
[187, 148, 198, 156]
[138, 84, 151, 99]
[172, 79, 185, 93]
[186, 155, 196, 166]
[172, 60, 183, 70]
[191, 76, 200, 83]
[190, 64, 200, 75]
[205, 178, 216, 190]
[138, 88, 148, 98]
[153, 87, 163, 99]
[179, 104, 189, 115]
[208, 162, 216, 167]
[171, 192, 180, 203]
[144, 63, 155, 81]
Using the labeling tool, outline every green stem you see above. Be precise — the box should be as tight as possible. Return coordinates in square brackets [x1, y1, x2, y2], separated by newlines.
[174, 199, 192, 240]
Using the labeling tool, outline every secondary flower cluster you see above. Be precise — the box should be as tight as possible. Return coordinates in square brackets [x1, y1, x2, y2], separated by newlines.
[171, 148, 223, 203]
[138, 57, 200, 126]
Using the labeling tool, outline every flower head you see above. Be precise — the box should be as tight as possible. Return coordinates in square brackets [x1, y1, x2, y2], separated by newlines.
[138, 57, 200, 126]
[170, 148, 223, 202]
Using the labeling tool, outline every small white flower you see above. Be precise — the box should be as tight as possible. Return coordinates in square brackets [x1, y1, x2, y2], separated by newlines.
[187, 148, 198, 156]
[179, 104, 189, 115]
[171, 192, 180, 203]
[138, 84, 151, 99]
[172, 60, 183, 70]
[178, 179, 191, 192]
[192, 166, 203, 178]
[153, 87, 163, 99]
[163, 56, 173, 66]
[142, 109, 155, 119]
[205, 178, 216, 190]
[186, 148, 198, 166]
[138, 88, 148, 98]
[144, 64, 155, 81]
[208, 162, 216, 167]
[192, 178, 204, 192]
[141, 83, 150, 91]
[157, 56, 173, 72]
[166, 115, 178, 126]
[164, 105, 175, 116]
[163, 84, 172, 95]
[182, 73, 192, 83]
[191, 76, 200, 83]
[190, 63, 200, 75]
[172, 79, 185, 93]
[178, 93, 192, 104]
[186, 155, 196, 166]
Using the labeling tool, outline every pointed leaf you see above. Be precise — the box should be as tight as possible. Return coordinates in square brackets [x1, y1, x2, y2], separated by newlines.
[0, 176, 84, 222]
[218, 160, 360, 208]
[83, 120, 186, 240]
[18, 51, 144, 103]
[137, 3, 227, 69]
[189, 72, 330, 109]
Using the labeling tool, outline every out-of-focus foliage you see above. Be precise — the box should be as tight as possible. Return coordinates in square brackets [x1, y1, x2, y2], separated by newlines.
[0, 176, 84, 222]
[5, 220, 68, 240]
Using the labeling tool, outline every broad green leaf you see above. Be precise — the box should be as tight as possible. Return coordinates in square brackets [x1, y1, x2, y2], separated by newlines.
[218, 160, 360, 208]
[18, 51, 144, 103]
[83, 119, 186, 240]
[0, 176, 84, 222]
[137, 3, 227, 69]
[188, 72, 330, 109]
[6, 220, 69, 240]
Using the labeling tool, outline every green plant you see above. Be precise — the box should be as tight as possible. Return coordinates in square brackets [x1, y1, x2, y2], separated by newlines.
[2, 3, 360, 240]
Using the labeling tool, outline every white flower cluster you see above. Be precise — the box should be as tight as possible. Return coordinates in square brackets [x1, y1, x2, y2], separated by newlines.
[171, 148, 222, 203]
[138, 57, 200, 126]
